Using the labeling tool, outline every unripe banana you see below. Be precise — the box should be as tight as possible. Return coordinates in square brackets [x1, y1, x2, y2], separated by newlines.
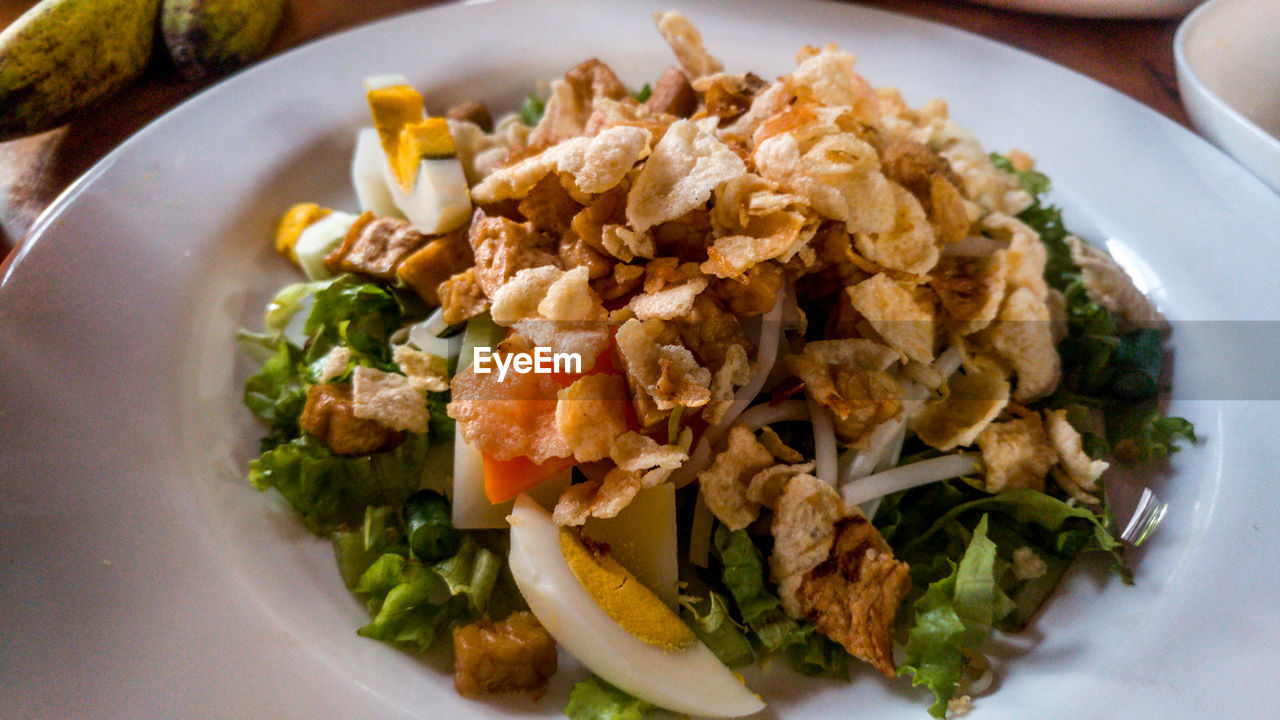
[0, 0, 161, 140]
[162, 0, 286, 81]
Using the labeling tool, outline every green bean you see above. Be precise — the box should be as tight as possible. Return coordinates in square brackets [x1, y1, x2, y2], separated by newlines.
[404, 490, 460, 561]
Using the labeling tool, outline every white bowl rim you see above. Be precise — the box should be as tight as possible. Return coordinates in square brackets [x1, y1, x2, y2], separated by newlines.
[1174, 0, 1280, 160]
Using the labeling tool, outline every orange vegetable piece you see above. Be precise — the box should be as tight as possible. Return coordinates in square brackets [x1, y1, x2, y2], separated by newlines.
[483, 453, 577, 504]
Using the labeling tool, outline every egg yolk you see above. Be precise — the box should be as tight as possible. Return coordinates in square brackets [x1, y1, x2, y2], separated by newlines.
[559, 528, 695, 652]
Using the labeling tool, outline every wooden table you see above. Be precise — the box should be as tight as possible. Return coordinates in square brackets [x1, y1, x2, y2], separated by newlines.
[0, 0, 1191, 258]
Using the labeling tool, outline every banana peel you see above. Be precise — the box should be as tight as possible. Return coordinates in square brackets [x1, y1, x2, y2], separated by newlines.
[0, 0, 286, 140]
[0, 0, 161, 140]
[162, 0, 287, 81]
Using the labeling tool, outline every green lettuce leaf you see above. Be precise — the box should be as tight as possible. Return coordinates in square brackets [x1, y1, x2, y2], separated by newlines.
[712, 526, 808, 653]
[707, 526, 854, 678]
[352, 535, 503, 654]
[789, 632, 852, 680]
[1111, 407, 1197, 463]
[899, 487, 1128, 583]
[242, 339, 309, 444]
[565, 676, 676, 720]
[900, 515, 1012, 718]
[332, 505, 407, 590]
[304, 276, 404, 367]
[990, 154, 1196, 462]
[518, 92, 546, 127]
[433, 536, 502, 614]
[354, 554, 468, 652]
[680, 591, 755, 668]
[248, 431, 431, 534]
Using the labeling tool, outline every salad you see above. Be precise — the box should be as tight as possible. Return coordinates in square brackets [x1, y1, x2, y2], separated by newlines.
[239, 11, 1195, 719]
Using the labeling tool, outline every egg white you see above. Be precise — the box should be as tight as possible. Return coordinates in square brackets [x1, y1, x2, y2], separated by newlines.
[351, 127, 403, 219]
[507, 495, 765, 718]
[293, 211, 357, 281]
[379, 150, 471, 235]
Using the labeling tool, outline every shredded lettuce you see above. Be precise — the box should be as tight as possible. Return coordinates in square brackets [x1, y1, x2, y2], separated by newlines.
[249, 432, 431, 534]
[713, 526, 808, 653]
[991, 153, 1195, 465]
[899, 516, 1013, 718]
[1111, 408, 1197, 463]
[353, 535, 502, 653]
[303, 276, 405, 368]
[565, 676, 675, 720]
[333, 505, 406, 589]
[242, 339, 309, 445]
[354, 554, 469, 652]
[789, 633, 853, 680]
[894, 484, 1129, 584]
[518, 92, 546, 127]
[680, 591, 755, 667]
[708, 525, 854, 679]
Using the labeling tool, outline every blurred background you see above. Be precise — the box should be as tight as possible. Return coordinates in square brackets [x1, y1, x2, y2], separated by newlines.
[0, 0, 1194, 256]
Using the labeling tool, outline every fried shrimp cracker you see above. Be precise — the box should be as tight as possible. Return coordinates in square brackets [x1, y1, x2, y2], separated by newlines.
[910, 362, 1010, 451]
[931, 254, 1009, 336]
[745, 461, 816, 509]
[351, 365, 429, 434]
[852, 182, 939, 275]
[788, 45, 879, 123]
[556, 374, 631, 462]
[654, 10, 723, 79]
[471, 125, 652, 204]
[846, 273, 937, 364]
[703, 173, 811, 279]
[757, 426, 805, 464]
[785, 339, 902, 441]
[447, 361, 572, 463]
[539, 266, 609, 322]
[769, 473, 844, 614]
[609, 430, 688, 485]
[697, 425, 778, 530]
[1044, 409, 1108, 503]
[753, 114, 896, 235]
[552, 469, 641, 526]
[490, 266, 565, 325]
[976, 412, 1058, 493]
[627, 118, 747, 232]
[490, 265, 607, 327]
[983, 285, 1060, 402]
[1067, 235, 1167, 333]
[795, 515, 911, 677]
[704, 343, 749, 426]
[600, 224, 656, 263]
[629, 275, 709, 321]
[615, 318, 712, 411]
[393, 344, 450, 393]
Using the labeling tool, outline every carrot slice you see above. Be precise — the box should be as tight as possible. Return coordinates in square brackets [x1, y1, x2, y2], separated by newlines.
[479, 329, 626, 504]
[483, 453, 577, 504]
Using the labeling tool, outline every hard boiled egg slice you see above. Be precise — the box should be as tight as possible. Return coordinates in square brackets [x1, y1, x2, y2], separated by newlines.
[359, 76, 471, 234]
[507, 495, 765, 718]
[583, 483, 679, 609]
[351, 127, 402, 218]
[293, 210, 358, 281]
[378, 118, 471, 234]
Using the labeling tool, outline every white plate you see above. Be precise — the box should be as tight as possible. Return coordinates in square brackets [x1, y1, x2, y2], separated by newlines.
[3, 1, 1279, 718]
[966, 0, 1200, 18]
